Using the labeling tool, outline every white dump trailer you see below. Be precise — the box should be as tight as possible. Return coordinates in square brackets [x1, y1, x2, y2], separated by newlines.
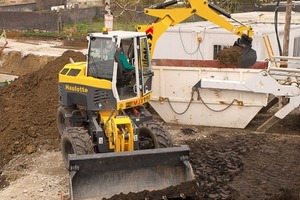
[149, 12, 300, 131]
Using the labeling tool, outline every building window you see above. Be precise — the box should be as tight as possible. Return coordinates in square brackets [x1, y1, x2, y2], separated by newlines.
[293, 37, 300, 57]
[213, 45, 229, 60]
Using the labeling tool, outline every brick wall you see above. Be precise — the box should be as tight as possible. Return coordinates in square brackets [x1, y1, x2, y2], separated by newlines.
[0, 3, 36, 11]
[1, 0, 35, 4]
[0, 7, 99, 31]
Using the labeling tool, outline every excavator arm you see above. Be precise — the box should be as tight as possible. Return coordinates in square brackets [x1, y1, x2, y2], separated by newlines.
[136, 0, 256, 67]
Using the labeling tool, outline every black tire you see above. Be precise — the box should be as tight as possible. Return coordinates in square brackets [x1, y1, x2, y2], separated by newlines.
[138, 121, 173, 149]
[61, 127, 94, 169]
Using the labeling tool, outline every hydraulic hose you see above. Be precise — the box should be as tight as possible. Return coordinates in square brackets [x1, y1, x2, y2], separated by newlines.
[208, 2, 231, 19]
[274, 0, 283, 56]
[151, 0, 178, 9]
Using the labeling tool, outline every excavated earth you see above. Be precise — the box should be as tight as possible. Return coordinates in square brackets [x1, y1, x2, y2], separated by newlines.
[0, 40, 300, 200]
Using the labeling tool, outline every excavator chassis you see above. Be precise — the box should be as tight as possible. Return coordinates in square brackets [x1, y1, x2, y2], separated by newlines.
[68, 145, 194, 200]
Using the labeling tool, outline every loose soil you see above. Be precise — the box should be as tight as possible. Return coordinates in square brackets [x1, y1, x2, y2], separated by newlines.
[0, 46, 300, 200]
[217, 46, 242, 66]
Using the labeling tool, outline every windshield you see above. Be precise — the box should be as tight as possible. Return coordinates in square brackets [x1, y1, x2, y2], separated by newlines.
[87, 37, 116, 80]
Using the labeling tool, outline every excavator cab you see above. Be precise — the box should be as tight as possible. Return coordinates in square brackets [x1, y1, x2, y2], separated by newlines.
[58, 30, 195, 200]
[87, 31, 153, 101]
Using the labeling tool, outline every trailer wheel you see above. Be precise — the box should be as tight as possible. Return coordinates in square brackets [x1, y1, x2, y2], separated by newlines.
[61, 127, 94, 169]
[57, 106, 74, 136]
[138, 121, 173, 149]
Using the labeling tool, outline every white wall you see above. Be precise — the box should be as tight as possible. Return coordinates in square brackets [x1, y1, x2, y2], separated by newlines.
[152, 11, 300, 62]
[153, 22, 300, 62]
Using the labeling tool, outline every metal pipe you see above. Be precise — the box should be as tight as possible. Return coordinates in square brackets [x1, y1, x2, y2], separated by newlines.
[151, 0, 178, 9]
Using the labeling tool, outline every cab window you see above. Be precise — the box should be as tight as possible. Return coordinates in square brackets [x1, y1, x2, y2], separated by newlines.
[87, 37, 116, 80]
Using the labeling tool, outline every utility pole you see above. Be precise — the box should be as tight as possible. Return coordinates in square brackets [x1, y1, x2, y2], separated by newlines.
[104, 0, 113, 31]
[283, 0, 292, 57]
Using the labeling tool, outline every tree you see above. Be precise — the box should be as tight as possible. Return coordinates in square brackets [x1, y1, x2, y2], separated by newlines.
[283, 0, 292, 57]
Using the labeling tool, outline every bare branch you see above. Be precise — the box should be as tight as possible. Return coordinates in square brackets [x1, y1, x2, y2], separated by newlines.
[111, 0, 144, 18]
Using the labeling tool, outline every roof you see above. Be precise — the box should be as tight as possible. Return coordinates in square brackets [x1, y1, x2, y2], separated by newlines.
[166, 11, 300, 35]
[89, 31, 146, 39]
[230, 11, 300, 24]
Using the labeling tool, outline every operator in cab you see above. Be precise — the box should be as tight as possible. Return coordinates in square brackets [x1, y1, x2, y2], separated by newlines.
[115, 41, 135, 87]
[119, 42, 135, 71]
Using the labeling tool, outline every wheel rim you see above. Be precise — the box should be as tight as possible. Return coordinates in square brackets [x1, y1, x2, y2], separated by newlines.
[139, 127, 157, 149]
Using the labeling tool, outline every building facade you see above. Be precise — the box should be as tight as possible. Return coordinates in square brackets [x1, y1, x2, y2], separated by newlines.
[0, 0, 35, 4]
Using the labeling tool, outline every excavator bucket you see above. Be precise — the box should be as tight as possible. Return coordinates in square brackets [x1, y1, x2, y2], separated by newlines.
[68, 145, 195, 200]
[235, 34, 257, 68]
[239, 46, 257, 68]
[217, 41, 257, 68]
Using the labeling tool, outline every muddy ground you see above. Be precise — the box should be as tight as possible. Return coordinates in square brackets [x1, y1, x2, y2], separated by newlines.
[0, 41, 299, 200]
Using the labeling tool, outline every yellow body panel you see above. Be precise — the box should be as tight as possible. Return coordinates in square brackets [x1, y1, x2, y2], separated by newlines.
[59, 62, 112, 89]
[100, 110, 134, 152]
[117, 92, 152, 110]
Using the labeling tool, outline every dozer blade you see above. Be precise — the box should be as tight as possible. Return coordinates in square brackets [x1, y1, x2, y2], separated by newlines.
[68, 145, 195, 200]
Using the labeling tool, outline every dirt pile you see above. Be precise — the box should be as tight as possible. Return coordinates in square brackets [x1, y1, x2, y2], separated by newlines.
[0, 50, 86, 169]
[0, 51, 55, 76]
[188, 130, 300, 200]
[106, 181, 200, 200]
[217, 46, 242, 67]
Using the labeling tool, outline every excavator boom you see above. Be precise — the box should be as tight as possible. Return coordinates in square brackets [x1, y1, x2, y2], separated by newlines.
[137, 0, 257, 67]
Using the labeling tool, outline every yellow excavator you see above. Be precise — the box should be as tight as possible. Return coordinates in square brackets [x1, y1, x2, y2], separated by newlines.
[57, 1, 256, 199]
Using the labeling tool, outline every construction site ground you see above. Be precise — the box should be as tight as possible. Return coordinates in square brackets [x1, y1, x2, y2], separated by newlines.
[0, 38, 300, 200]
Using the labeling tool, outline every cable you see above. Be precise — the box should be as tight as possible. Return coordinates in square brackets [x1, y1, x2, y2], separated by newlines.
[197, 90, 237, 112]
[274, 0, 283, 56]
[197, 27, 206, 60]
[165, 88, 237, 115]
[179, 27, 201, 55]
[166, 97, 193, 115]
